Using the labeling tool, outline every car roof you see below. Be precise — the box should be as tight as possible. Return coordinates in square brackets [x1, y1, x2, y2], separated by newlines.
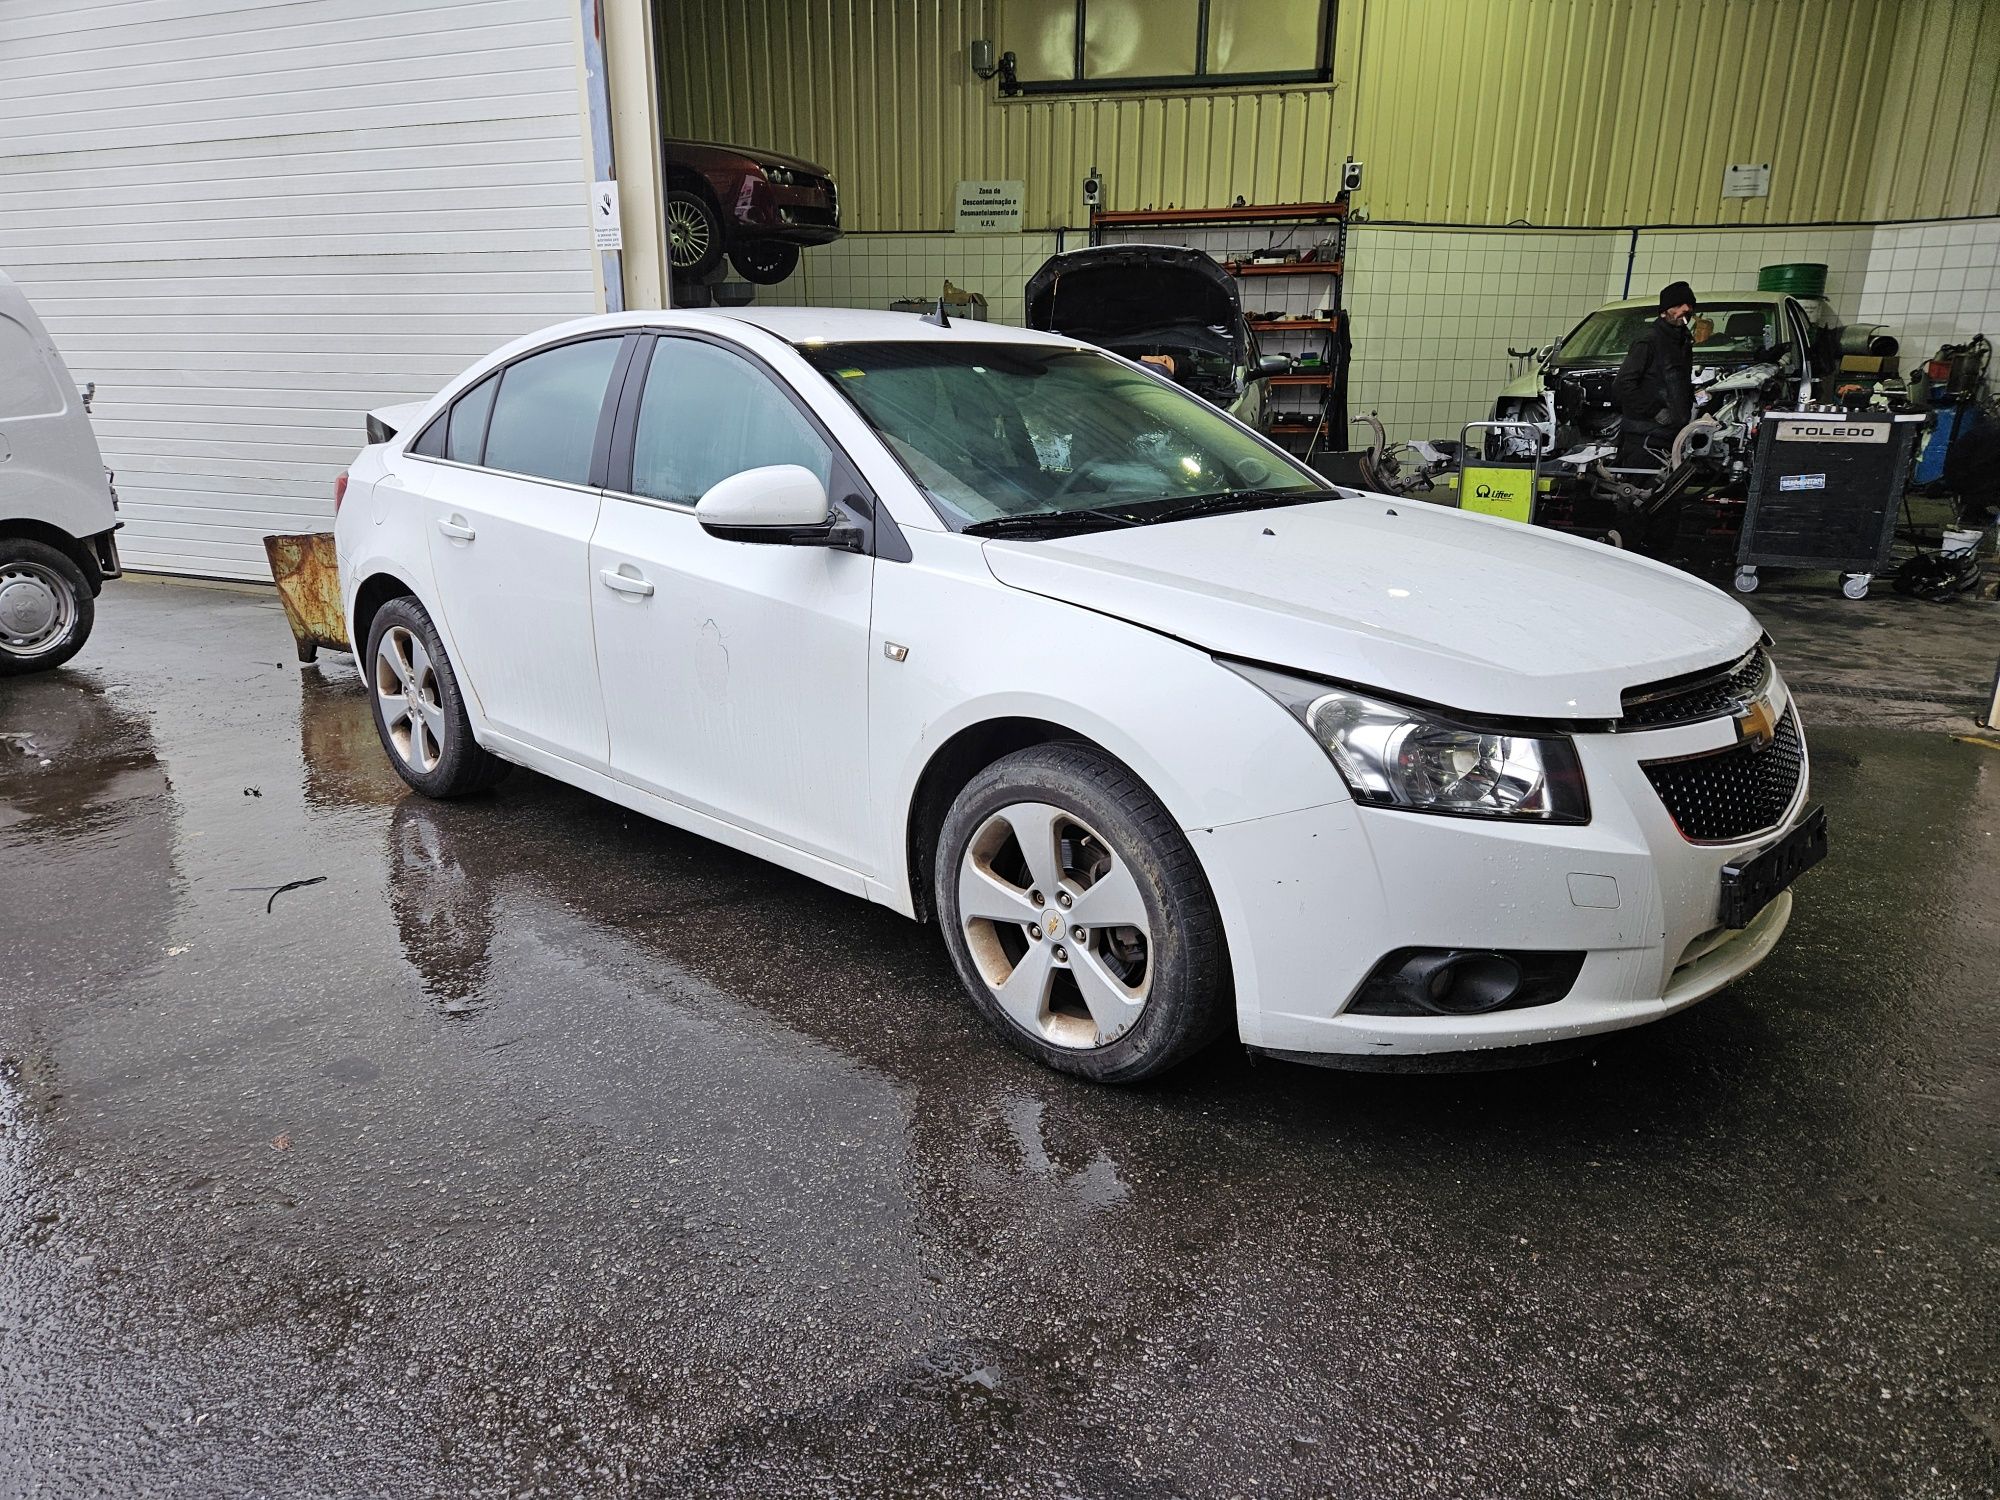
[516, 305, 1090, 350]
[716, 305, 1090, 347]
[1594, 291, 1794, 311]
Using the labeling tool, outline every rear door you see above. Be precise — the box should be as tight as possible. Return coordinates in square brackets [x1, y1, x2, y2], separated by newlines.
[417, 334, 633, 767]
[588, 334, 875, 868]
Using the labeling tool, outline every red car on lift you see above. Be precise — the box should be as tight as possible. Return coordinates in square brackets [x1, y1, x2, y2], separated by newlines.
[663, 138, 842, 285]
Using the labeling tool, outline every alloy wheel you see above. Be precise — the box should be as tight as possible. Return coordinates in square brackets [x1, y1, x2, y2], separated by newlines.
[0, 560, 76, 658]
[957, 801, 1153, 1049]
[375, 625, 446, 774]
[666, 197, 712, 269]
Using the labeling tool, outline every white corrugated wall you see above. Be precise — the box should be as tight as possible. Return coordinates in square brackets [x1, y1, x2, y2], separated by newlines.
[0, 0, 604, 579]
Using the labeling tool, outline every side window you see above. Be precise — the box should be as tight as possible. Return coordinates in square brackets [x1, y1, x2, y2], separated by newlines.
[483, 337, 622, 485]
[445, 373, 498, 463]
[630, 340, 834, 506]
[408, 411, 447, 458]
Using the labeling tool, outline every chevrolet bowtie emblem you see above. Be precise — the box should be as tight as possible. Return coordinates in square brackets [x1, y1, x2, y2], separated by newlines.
[1736, 696, 1778, 749]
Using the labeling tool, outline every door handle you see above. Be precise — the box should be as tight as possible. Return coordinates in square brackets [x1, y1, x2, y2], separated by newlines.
[436, 517, 476, 541]
[599, 567, 655, 598]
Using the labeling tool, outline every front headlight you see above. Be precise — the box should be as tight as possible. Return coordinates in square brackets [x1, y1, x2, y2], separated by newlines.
[762, 164, 796, 187]
[1224, 661, 1590, 823]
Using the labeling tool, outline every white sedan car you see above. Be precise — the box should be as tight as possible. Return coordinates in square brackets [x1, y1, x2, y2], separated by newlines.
[336, 308, 1824, 1083]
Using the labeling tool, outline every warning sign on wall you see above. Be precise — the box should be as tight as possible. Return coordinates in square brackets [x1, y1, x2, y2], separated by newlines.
[1722, 162, 1771, 199]
[954, 179, 1025, 233]
[592, 181, 623, 250]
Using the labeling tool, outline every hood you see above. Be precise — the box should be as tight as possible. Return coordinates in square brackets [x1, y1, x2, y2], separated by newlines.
[664, 138, 830, 177]
[1026, 245, 1243, 358]
[981, 497, 1760, 720]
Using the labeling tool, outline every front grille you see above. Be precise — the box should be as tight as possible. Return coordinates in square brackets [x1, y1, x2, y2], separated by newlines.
[1642, 706, 1804, 842]
[1621, 647, 1770, 728]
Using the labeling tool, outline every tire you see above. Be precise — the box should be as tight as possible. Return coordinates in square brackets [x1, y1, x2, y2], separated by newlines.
[729, 239, 801, 285]
[934, 743, 1231, 1083]
[365, 596, 508, 799]
[0, 538, 93, 676]
[666, 187, 726, 280]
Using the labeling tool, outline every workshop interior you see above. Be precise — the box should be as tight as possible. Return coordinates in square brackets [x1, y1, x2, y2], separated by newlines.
[655, 0, 1999, 605]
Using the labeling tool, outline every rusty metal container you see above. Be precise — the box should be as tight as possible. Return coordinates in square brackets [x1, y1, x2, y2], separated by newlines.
[262, 532, 349, 663]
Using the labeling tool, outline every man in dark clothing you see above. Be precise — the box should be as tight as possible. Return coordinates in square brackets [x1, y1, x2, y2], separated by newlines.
[1612, 280, 1698, 469]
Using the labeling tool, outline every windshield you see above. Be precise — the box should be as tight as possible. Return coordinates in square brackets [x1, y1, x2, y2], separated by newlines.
[1554, 302, 1784, 365]
[799, 341, 1323, 529]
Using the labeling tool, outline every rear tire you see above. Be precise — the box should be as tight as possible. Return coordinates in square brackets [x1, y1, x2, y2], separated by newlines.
[0, 538, 93, 676]
[934, 743, 1230, 1083]
[365, 596, 508, 799]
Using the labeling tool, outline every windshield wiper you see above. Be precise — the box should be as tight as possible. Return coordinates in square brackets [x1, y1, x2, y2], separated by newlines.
[1130, 488, 1328, 524]
[962, 507, 1143, 538]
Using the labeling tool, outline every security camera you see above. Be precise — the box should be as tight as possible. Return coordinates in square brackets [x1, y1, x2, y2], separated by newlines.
[1082, 168, 1104, 208]
[1342, 160, 1364, 194]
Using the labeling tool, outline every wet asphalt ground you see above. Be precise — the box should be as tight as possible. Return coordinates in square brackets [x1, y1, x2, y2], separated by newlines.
[2, 579, 1997, 1499]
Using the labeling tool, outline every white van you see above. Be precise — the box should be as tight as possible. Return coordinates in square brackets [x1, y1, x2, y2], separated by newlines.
[1, 267, 119, 674]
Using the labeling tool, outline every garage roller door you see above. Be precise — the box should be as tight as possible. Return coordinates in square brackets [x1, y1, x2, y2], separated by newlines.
[0, 0, 603, 579]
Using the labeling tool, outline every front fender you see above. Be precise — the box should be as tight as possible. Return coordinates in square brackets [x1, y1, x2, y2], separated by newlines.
[867, 534, 1350, 913]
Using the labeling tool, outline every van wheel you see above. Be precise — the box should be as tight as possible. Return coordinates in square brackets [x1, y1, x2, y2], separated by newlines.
[935, 743, 1231, 1083]
[365, 596, 508, 798]
[0, 539, 93, 675]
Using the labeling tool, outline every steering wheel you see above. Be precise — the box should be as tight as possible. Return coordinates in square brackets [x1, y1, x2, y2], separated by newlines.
[1042, 462, 1102, 505]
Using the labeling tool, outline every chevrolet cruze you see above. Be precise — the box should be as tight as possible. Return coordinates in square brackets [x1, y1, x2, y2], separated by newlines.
[336, 308, 1825, 1082]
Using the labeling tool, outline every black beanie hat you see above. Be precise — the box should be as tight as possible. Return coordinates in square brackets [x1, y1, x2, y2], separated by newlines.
[1660, 280, 1697, 312]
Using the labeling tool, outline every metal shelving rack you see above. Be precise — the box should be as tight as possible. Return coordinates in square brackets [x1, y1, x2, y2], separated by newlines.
[1089, 195, 1352, 453]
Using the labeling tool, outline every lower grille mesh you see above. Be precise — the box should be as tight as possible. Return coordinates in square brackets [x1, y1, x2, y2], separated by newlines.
[1643, 708, 1804, 842]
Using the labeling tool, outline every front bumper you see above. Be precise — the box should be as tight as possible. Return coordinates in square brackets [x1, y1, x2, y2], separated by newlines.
[1191, 676, 1812, 1059]
[737, 181, 841, 244]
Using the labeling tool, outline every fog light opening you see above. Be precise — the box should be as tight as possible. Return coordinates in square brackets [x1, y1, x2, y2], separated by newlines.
[1419, 952, 1524, 1015]
[1346, 947, 1585, 1018]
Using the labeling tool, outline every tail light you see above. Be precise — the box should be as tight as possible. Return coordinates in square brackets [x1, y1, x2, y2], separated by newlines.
[333, 470, 349, 514]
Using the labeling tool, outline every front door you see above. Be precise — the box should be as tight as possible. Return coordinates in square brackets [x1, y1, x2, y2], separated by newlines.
[421, 334, 627, 765]
[588, 336, 874, 869]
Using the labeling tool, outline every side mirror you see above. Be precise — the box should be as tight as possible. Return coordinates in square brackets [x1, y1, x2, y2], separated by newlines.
[695, 464, 862, 550]
[1249, 353, 1292, 381]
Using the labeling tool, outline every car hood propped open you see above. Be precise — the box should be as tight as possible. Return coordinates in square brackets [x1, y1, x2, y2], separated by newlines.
[1026, 245, 1245, 362]
[981, 497, 1761, 721]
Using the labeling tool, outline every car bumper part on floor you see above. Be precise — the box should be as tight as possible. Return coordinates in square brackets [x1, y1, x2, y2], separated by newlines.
[1192, 677, 1814, 1062]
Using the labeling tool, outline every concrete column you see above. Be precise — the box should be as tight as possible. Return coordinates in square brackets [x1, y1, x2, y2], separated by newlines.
[603, 0, 670, 309]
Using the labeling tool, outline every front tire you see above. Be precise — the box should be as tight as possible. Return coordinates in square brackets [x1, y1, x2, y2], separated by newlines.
[934, 743, 1230, 1083]
[0, 539, 93, 675]
[729, 239, 801, 285]
[365, 596, 508, 799]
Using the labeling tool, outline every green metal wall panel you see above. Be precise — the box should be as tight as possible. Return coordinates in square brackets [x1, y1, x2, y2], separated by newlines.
[1347, 0, 1918, 226]
[1865, 0, 2000, 220]
[658, 0, 2000, 230]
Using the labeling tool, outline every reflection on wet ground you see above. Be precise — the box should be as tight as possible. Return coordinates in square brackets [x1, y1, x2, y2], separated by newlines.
[1, 581, 1996, 1497]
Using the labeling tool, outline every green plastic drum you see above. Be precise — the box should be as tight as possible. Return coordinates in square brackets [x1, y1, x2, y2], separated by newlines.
[1758, 262, 1828, 297]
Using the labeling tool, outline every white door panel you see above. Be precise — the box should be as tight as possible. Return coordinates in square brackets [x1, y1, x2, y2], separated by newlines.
[590, 498, 874, 867]
[423, 463, 606, 764]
